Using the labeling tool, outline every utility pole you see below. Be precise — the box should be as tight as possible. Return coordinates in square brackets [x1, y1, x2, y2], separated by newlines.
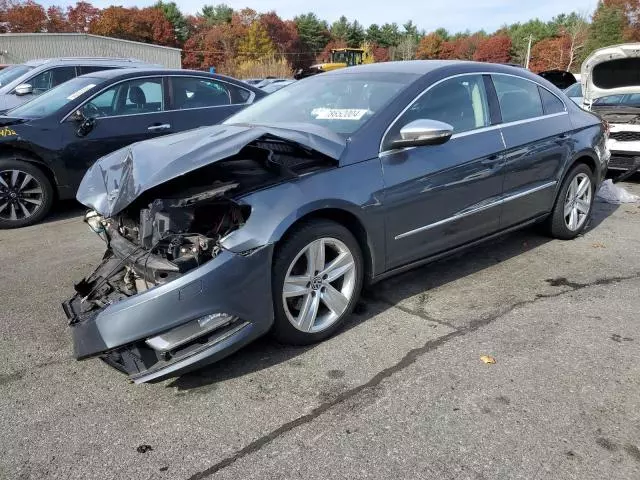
[524, 34, 533, 69]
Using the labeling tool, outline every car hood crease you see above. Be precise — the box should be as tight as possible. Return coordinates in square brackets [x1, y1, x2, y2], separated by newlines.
[76, 123, 346, 217]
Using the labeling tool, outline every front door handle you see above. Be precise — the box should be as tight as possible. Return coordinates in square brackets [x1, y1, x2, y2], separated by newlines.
[148, 124, 171, 131]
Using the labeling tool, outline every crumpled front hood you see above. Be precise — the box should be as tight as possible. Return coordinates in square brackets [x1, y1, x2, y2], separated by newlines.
[76, 122, 346, 217]
[582, 43, 640, 104]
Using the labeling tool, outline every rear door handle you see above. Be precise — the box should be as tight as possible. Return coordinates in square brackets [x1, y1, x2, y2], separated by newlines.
[148, 124, 171, 131]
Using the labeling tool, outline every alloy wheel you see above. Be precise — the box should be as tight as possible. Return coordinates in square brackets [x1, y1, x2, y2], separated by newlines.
[0, 169, 44, 222]
[282, 237, 357, 333]
[563, 172, 591, 231]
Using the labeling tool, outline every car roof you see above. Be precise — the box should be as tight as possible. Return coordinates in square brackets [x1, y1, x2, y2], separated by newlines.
[22, 57, 155, 68]
[324, 60, 558, 91]
[77, 68, 266, 95]
[80, 68, 248, 81]
[325, 60, 532, 77]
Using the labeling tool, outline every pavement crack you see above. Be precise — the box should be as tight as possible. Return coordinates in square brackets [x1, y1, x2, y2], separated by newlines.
[184, 272, 640, 479]
[364, 292, 459, 330]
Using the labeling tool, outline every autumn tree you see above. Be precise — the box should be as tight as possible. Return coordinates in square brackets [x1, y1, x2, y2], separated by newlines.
[529, 35, 571, 72]
[46, 5, 71, 32]
[238, 21, 275, 60]
[416, 32, 444, 59]
[259, 12, 303, 67]
[91, 6, 176, 46]
[473, 34, 512, 63]
[4, 0, 47, 32]
[66, 1, 99, 32]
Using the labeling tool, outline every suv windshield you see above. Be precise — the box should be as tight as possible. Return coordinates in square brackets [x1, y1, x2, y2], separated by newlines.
[0, 64, 33, 87]
[8, 77, 99, 118]
[593, 93, 640, 107]
[224, 72, 418, 135]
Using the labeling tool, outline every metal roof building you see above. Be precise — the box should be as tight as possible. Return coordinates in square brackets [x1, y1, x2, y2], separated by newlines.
[0, 33, 181, 68]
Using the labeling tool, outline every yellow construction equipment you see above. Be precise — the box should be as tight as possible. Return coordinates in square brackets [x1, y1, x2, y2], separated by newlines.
[294, 48, 365, 79]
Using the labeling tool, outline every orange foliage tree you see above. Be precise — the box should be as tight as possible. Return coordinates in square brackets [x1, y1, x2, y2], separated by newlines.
[416, 32, 443, 59]
[4, 0, 46, 32]
[529, 35, 572, 72]
[473, 34, 512, 63]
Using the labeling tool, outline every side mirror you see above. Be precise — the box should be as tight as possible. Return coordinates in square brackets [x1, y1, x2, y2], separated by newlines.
[14, 83, 33, 96]
[75, 114, 96, 137]
[392, 119, 454, 149]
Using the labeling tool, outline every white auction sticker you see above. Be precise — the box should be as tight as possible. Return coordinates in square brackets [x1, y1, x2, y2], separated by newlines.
[67, 84, 96, 101]
[312, 108, 368, 120]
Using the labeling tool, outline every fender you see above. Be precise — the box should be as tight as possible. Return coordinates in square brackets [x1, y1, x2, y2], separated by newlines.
[219, 158, 387, 275]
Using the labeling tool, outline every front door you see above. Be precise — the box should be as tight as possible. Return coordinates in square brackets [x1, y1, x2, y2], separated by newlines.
[381, 74, 505, 270]
[59, 76, 174, 192]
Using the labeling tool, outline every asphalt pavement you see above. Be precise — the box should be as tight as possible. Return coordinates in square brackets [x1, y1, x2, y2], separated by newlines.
[1, 181, 639, 480]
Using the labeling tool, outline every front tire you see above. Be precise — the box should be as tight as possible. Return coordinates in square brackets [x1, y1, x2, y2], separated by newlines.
[271, 219, 364, 345]
[0, 158, 54, 229]
[546, 163, 594, 239]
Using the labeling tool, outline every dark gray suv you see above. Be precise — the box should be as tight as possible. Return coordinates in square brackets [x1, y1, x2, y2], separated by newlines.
[0, 57, 157, 111]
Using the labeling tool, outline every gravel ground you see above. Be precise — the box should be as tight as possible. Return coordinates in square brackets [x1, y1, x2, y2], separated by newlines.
[1, 180, 639, 480]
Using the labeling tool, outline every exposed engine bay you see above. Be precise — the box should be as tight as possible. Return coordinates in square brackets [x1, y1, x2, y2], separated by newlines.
[592, 107, 640, 125]
[69, 138, 335, 318]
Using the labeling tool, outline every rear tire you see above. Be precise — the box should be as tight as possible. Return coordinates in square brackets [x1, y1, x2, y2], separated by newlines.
[0, 158, 54, 229]
[545, 163, 594, 240]
[271, 219, 364, 345]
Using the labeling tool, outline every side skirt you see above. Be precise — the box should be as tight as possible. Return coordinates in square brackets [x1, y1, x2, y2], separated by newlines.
[370, 214, 549, 284]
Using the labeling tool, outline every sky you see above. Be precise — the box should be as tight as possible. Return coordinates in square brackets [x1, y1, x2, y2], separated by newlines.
[40, 0, 600, 34]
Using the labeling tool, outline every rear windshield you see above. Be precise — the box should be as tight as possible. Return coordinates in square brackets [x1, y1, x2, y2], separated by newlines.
[0, 64, 33, 87]
[593, 58, 640, 89]
[8, 76, 99, 118]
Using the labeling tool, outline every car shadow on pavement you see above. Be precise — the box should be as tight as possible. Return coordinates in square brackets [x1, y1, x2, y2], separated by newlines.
[167, 200, 619, 391]
[41, 200, 85, 225]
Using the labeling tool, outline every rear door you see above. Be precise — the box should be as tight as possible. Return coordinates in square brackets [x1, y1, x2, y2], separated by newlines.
[59, 76, 175, 192]
[491, 74, 572, 228]
[381, 74, 506, 269]
[167, 75, 256, 130]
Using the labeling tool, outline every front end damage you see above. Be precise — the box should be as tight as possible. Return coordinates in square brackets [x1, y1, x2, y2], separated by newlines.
[63, 130, 339, 383]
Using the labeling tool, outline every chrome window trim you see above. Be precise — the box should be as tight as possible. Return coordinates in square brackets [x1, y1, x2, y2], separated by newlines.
[380, 71, 568, 153]
[379, 111, 568, 157]
[60, 74, 255, 123]
[394, 180, 557, 240]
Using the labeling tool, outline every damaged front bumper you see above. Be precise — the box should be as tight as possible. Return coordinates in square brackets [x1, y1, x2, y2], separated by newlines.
[62, 231, 274, 384]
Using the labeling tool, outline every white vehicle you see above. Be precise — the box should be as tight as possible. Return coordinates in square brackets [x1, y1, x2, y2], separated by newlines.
[582, 43, 640, 172]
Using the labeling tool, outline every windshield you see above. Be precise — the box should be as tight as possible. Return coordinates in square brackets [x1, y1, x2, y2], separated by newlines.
[0, 64, 33, 87]
[224, 72, 418, 135]
[8, 77, 100, 118]
[593, 93, 640, 107]
[564, 82, 582, 97]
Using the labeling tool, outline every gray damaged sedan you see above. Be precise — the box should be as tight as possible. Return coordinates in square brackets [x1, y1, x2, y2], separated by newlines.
[63, 61, 609, 383]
